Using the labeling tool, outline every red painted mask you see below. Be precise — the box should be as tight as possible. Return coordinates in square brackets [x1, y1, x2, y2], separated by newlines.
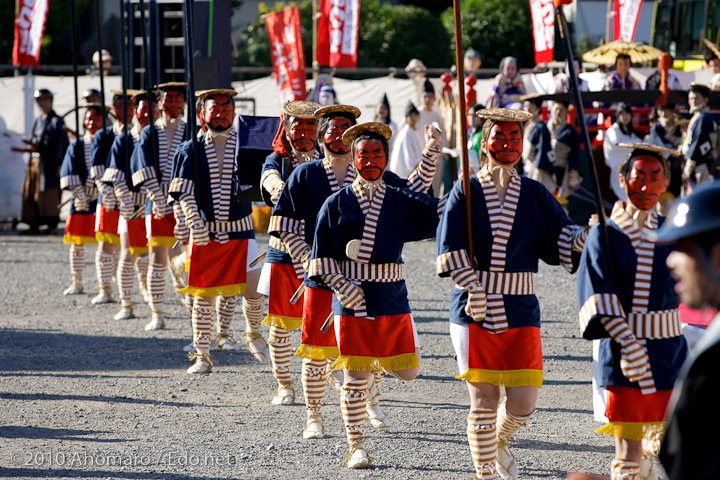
[625, 157, 666, 211]
[355, 139, 387, 182]
[287, 118, 318, 153]
[485, 121, 523, 166]
[113, 98, 135, 125]
[323, 117, 353, 155]
[84, 109, 103, 135]
[162, 89, 185, 119]
[205, 94, 234, 133]
[135, 100, 154, 128]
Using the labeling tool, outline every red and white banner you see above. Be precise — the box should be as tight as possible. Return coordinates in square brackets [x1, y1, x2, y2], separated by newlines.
[265, 7, 308, 105]
[12, 0, 50, 67]
[317, 0, 360, 68]
[614, 0, 644, 42]
[529, 0, 554, 65]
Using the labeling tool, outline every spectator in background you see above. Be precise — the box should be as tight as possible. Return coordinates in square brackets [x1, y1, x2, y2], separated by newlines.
[374, 94, 397, 152]
[603, 102, 641, 201]
[317, 85, 338, 106]
[703, 39, 720, 91]
[555, 59, 589, 94]
[604, 54, 641, 91]
[389, 101, 423, 179]
[464, 49, 482, 79]
[91, 49, 113, 76]
[488, 56, 526, 108]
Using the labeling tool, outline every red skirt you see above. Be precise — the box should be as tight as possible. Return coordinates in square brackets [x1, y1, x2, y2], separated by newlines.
[147, 213, 176, 247]
[181, 238, 248, 297]
[295, 286, 338, 360]
[64, 213, 97, 245]
[460, 325, 543, 387]
[333, 312, 418, 372]
[597, 386, 672, 441]
[263, 262, 304, 330]
[127, 216, 148, 255]
[95, 205, 120, 245]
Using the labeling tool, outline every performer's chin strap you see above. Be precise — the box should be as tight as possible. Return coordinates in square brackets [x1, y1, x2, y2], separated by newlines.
[489, 164, 515, 188]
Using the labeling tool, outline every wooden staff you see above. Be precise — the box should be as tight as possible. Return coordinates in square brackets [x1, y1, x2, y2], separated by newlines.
[69, 0, 80, 142]
[555, 0, 617, 289]
[93, 1, 108, 152]
[451, 0, 475, 268]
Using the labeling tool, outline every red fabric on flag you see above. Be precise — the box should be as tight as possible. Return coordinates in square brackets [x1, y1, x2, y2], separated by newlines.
[529, 0, 555, 65]
[265, 7, 308, 105]
[614, 0, 644, 42]
[13, 0, 50, 67]
[317, 0, 361, 68]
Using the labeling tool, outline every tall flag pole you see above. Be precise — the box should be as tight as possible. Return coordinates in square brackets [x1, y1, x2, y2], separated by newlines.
[119, 0, 129, 164]
[182, 0, 199, 166]
[138, 0, 158, 165]
[69, 0, 80, 139]
[451, 0, 475, 267]
[94, 0, 108, 143]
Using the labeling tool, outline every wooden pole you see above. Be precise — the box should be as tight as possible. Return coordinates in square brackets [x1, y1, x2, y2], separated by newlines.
[69, 0, 80, 140]
[312, 0, 318, 81]
[452, 0, 474, 267]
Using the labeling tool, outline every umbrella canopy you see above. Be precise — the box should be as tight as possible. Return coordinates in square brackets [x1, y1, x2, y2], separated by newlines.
[582, 40, 664, 65]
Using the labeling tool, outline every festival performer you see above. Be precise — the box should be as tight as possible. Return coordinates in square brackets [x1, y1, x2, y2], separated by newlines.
[681, 83, 717, 188]
[169, 89, 266, 373]
[269, 104, 440, 440]
[59, 104, 104, 294]
[576, 143, 687, 480]
[103, 90, 157, 320]
[436, 108, 590, 480]
[20, 89, 69, 235]
[309, 122, 443, 469]
[90, 90, 136, 305]
[546, 101, 582, 207]
[130, 82, 189, 330]
[258, 100, 321, 405]
[519, 94, 552, 182]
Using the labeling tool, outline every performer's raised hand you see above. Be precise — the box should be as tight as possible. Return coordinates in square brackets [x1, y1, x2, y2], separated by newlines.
[424, 122, 443, 150]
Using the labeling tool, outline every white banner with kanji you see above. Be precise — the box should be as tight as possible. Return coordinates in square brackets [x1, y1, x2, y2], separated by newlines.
[614, 0, 644, 41]
[529, 0, 555, 65]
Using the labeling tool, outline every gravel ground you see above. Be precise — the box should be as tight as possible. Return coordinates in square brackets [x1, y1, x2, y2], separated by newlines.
[0, 231, 667, 479]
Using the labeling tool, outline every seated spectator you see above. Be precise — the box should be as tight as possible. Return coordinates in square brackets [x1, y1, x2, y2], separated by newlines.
[603, 54, 641, 91]
[488, 56, 526, 108]
[603, 102, 641, 201]
[645, 55, 682, 91]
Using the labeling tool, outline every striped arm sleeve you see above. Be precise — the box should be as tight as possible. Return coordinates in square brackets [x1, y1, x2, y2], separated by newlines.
[279, 231, 311, 266]
[102, 168, 125, 185]
[261, 169, 285, 205]
[436, 249, 473, 276]
[268, 215, 303, 236]
[143, 177, 164, 204]
[449, 266, 483, 293]
[89, 165, 105, 181]
[557, 224, 589, 273]
[578, 293, 626, 336]
[407, 145, 441, 193]
[169, 177, 195, 196]
[131, 166, 156, 187]
[308, 257, 342, 277]
[436, 193, 449, 217]
[60, 175, 81, 189]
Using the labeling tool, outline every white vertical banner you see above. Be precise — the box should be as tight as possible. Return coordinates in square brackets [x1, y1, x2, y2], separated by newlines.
[614, 0, 644, 42]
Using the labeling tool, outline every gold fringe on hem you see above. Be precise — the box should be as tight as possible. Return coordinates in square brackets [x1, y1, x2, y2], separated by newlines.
[457, 368, 543, 387]
[95, 232, 121, 245]
[150, 236, 177, 247]
[262, 314, 302, 330]
[332, 353, 419, 373]
[595, 421, 667, 441]
[180, 283, 246, 298]
[294, 344, 339, 360]
[64, 234, 98, 245]
[128, 246, 149, 256]
[185, 260, 190, 272]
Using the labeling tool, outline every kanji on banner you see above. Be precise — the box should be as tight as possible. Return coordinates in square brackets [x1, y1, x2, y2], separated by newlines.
[317, 0, 360, 68]
[12, 0, 50, 67]
[529, 0, 554, 65]
[265, 7, 308, 105]
[614, 0, 644, 42]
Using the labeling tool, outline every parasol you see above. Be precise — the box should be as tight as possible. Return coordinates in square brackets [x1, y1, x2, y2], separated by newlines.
[582, 40, 664, 65]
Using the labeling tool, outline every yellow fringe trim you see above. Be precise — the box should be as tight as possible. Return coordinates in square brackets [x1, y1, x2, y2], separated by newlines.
[595, 421, 667, 441]
[457, 368, 544, 387]
[95, 232, 120, 245]
[332, 353, 419, 372]
[185, 260, 190, 272]
[150, 236, 177, 247]
[180, 283, 246, 297]
[554, 195, 570, 205]
[63, 234, 98, 246]
[262, 314, 302, 330]
[294, 344, 339, 360]
[128, 246, 149, 256]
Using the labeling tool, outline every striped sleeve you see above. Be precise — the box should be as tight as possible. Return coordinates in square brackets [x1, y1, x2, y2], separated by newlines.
[60, 175, 81, 189]
[169, 177, 195, 195]
[407, 145, 440, 193]
[131, 166, 157, 187]
[436, 193, 449, 217]
[268, 215, 303, 236]
[308, 257, 342, 277]
[557, 224, 589, 273]
[102, 167, 125, 185]
[279, 231, 312, 265]
[436, 249, 472, 276]
[89, 165, 105, 181]
[578, 293, 626, 339]
[261, 169, 285, 204]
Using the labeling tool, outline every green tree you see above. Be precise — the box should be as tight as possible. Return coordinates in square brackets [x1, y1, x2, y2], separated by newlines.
[235, 0, 452, 73]
[440, 0, 535, 71]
